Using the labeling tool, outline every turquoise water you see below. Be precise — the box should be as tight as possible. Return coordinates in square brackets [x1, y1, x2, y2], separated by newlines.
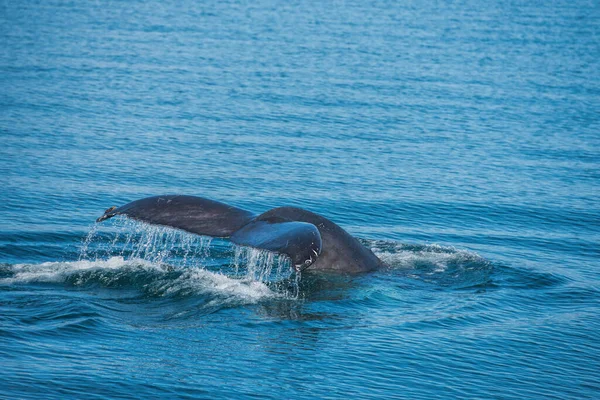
[1, 0, 599, 398]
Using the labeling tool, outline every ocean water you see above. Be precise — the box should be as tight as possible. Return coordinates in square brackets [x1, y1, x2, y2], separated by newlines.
[1, 0, 599, 398]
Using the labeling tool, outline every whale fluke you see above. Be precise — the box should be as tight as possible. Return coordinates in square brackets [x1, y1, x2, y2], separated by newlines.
[96, 195, 384, 273]
[96, 195, 254, 237]
[231, 220, 322, 268]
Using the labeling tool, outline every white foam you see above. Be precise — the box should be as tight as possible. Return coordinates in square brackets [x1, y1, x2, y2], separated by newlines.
[4, 257, 149, 283]
[153, 267, 278, 302]
[2, 257, 279, 303]
[371, 242, 487, 272]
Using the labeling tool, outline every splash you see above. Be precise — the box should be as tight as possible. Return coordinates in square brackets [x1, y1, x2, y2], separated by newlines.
[78, 223, 99, 261]
[232, 246, 291, 281]
[73, 218, 297, 296]
[78, 218, 214, 268]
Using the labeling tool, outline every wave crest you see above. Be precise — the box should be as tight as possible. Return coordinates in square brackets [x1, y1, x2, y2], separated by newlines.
[1, 257, 279, 304]
[369, 241, 493, 289]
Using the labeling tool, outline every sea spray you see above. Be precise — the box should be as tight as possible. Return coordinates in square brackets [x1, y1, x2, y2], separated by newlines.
[78, 218, 215, 269]
[78, 217, 299, 296]
[78, 223, 99, 261]
[232, 246, 293, 283]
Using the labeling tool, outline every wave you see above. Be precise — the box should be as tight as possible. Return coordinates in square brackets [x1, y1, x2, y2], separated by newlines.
[368, 240, 494, 289]
[1, 257, 280, 304]
[1, 218, 500, 303]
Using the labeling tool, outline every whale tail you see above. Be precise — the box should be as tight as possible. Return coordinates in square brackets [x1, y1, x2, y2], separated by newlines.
[96, 195, 322, 270]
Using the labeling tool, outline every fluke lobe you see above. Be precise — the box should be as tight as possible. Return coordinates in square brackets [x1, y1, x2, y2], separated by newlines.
[97, 195, 385, 274]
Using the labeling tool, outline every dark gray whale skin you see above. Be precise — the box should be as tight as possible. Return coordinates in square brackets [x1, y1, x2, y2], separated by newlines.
[255, 207, 384, 274]
[97, 195, 385, 274]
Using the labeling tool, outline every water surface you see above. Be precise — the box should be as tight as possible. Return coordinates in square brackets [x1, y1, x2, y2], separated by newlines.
[1, 0, 599, 398]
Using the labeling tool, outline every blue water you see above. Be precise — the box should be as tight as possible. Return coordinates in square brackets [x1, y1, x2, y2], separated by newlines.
[1, 0, 599, 398]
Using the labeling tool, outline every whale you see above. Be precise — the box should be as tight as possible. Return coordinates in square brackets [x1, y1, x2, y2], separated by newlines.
[96, 195, 386, 274]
